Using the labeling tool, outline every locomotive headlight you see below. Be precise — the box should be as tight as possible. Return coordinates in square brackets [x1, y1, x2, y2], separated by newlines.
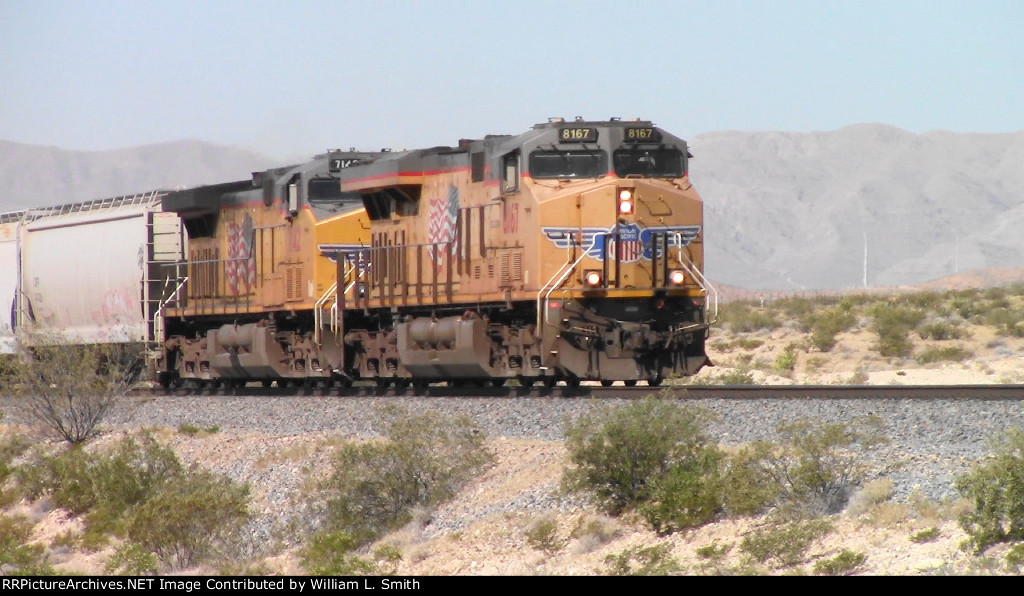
[618, 189, 634, 214]
[584, 270, 604, 288]
[669, 269, 686, 286]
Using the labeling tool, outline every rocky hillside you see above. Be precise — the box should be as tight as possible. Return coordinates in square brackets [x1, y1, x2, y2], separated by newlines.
[0, 140, 276, 210]
[692, 125, 1024, 290]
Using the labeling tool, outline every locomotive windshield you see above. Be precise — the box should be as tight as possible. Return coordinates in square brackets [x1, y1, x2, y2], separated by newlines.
[613, 148, 685, 178]
[528, 150, 607, 179]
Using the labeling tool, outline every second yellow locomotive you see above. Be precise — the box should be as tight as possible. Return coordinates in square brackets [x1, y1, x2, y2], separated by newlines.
[158, 118, 715, 388]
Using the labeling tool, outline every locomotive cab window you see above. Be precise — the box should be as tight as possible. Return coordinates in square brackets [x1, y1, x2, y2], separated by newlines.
[613, 148, 685, 178]
[308, 177, 363, 217]
[502, 150, 520, 193]
[528, 149, 607, 179]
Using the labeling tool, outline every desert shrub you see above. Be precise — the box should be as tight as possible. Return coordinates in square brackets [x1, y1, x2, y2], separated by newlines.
[695, 541, 732, 560]
[948, 296, 978, 320]
[5, 334, 141, 444]
[525, 516, 567, 555]
[845, 368, 870, 384]
[955, 429, 1024, 552]
[910, 527, 941, 543]
[812, 549, 866, 575]
[562, 398, 722, 522]
[917, 321, 965, 341]
[808, 308, 856, 352]
[1005, 543, 1024, 568]
[903, 291, 942, 309]
[719, 445, 779, 516]
[319, 407, 492, 546]
[983, 287, 1008, 301]
[732, 338, 765, 350]
[104, 542, 158, 575]
[17, 433, 183, 536]
[0, 430, 30, 507]
[870, 305, 924, 358]
[915, 345, 972, 365]
[0, 514, 54, 576]
[740, 517, 833, 567]
[13, 432, 249, 569]
[299, 531, 377, 576]
[774, 297, 815, 321]
[687, 368, 757, 385]
[177, 423, 220, 436]
[983, 308, 1024, 338]
[603, 544, 682, 576]
[754, 416, 887, 514]
[718, 303, 780, 333]
[569, 516, 618, 550]
[125, 467, 251, 569]
[845, 478, 894, 515]
[773, 346, 798, 373]
[803, 356, 829, 374]
[639, 447, 726, 534]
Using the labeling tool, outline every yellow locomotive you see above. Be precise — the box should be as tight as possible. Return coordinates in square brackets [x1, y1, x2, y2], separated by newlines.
[157, 118, 714, 388]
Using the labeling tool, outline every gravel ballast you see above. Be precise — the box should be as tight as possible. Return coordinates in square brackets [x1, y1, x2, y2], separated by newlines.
[106, 393, 1024, 505]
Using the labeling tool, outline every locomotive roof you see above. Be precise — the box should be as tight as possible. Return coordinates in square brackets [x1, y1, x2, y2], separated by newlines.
[335, 118, 683, 191]
[161, 118, 686, 211]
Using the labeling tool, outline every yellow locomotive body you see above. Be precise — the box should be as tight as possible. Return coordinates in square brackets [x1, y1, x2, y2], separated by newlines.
[158, 153, 379, 387]
[156, 119, 713, 388]
[336, 118, 714, 387]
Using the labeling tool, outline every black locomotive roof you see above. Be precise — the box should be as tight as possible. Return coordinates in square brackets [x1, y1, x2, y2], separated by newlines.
[162, 179, 252, 214]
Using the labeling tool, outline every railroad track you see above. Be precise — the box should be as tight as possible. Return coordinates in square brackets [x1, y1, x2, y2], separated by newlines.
[148, 383, 1024, 400]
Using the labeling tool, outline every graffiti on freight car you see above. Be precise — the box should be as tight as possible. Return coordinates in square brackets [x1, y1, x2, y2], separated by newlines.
[94, 287, 137, 324]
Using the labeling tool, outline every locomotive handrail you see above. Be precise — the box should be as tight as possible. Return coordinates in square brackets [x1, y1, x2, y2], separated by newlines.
[335, 263, 360, 336]
[537, 233, 600, 330]
[313, 282, 338, 345]
[673, 232, 718, 324]
[315, 263, 357, 345]
[152, 275, 189, 344]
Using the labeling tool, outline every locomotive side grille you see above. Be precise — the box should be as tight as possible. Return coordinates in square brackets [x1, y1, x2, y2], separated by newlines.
[513, 252, 523, 281]
[500, 253, 511, 286]
[474, 264, 481, 280]
[286, 265, 303, 302]
[188, 247, 218, 299]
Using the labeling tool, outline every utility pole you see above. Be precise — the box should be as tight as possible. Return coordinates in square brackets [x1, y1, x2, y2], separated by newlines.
[863, 231, 868, 287]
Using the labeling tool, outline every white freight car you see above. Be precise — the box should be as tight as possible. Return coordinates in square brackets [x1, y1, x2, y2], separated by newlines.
[0, 191, 183, 354]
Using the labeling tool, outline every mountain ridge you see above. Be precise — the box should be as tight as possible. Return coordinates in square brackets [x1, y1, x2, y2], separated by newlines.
[3, 124, 1023, 291]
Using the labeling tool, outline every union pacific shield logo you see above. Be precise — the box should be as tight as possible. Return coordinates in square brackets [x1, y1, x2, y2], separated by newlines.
[607, 223, 643, 263]
[541, 224, 700, 262]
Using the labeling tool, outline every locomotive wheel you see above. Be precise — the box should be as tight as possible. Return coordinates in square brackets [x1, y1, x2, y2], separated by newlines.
[601, 380, 614, 387]
[518, 376, 535, 388]
[491, 379, 507, 387]
[624, 380, 637, 387]
[376, 378, 391, 389]
[543, 376, 558, 388]
[412, 380, 430, 391]
[262, 380, 273, 388]
[394, 378, 410, 389]
[648, 376, 663, 387]
[565, 376, 581, 388]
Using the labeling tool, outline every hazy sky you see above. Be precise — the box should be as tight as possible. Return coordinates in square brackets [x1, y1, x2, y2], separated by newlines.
[2, 0, 1021, 161]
